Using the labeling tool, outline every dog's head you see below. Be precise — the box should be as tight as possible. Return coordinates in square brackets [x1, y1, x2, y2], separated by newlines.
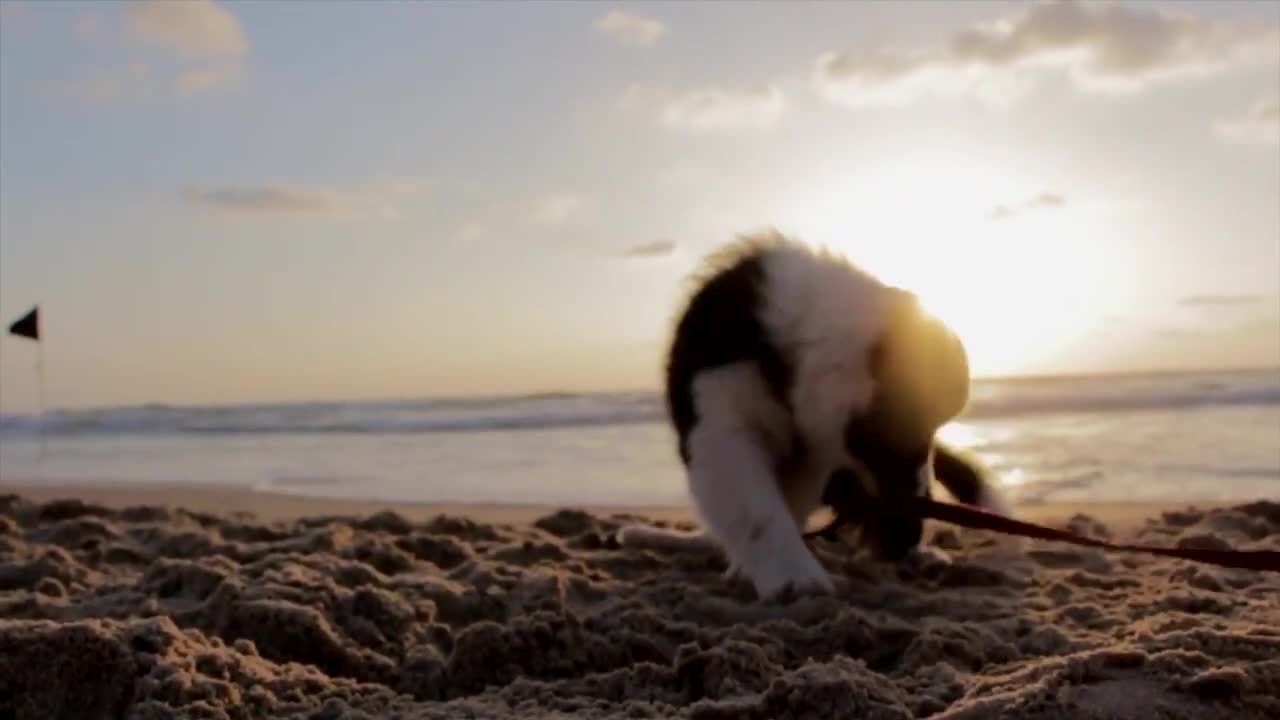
[843, 288, 970, 560]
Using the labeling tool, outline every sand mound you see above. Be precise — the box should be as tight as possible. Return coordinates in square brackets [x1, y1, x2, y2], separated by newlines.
[1, 494, 1278, 719]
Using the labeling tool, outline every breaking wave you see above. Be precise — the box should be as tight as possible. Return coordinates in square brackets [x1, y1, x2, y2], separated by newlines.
[1, 370, 1276, 438]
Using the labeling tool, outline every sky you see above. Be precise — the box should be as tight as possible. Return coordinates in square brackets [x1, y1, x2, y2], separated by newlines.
[0, 0, 1277, 413]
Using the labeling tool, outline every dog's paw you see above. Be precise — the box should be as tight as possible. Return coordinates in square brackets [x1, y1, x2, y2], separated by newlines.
[752, 561, 838, 601]
[762, 571, 854, 604]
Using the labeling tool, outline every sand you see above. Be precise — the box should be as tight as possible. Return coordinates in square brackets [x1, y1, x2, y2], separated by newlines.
[1, 484, 1278, 720]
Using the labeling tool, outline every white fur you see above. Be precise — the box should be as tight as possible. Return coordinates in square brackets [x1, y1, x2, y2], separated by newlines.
[616, 233, 1011, 599]
[614, 524, 718, 553]
[683, 363, 836, 597]
[618, 238, 891, 599]
[756, 242, 891, 488]
[916, 462, 935, 497]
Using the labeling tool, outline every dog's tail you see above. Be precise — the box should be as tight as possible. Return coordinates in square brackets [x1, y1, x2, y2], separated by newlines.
[931, 442, 1023, 551]
[932, 442, 1013, 514]
[615, 523, 719, 553]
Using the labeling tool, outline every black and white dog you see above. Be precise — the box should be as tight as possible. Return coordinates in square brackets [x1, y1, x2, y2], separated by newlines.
[618, 231, 1011, 599]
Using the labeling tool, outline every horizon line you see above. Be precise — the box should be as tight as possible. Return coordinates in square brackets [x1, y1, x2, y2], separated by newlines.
[1, 363, 1276, 417]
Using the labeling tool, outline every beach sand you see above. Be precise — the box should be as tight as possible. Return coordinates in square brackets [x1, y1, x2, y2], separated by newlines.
[1, 483, 1277, 719]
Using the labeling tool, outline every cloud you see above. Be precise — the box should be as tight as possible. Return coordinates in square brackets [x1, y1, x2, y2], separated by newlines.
[33, 62, 149, 101]
[594, 9, 666, 47]
[123, 0, 246, 58]
[122, 0, 247, 96]
[1215, 96, 1280, 146]
[622, 240, 677, 258]
[1178, 294, 1263, 308]
[182, 178, 431, 220]
[527, 193, 584, 226]
[988, 191, 1066, 220]
[621, 84, 786, 130]
[453, 191, 587, 243]
[1030, 192, 1065, 208]
[173, 63, 239, 97]
[184, 186, 343, 216]
[815, 0, 1280, 107]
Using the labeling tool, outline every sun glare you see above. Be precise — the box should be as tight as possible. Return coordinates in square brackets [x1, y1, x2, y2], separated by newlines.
[778, 151, 1127, 377]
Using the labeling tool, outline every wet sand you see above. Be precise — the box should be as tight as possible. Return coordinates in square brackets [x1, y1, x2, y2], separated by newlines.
[1, 483, 1277, 719]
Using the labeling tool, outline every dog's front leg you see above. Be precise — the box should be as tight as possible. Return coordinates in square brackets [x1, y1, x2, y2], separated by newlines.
[686, 424, 836, 600]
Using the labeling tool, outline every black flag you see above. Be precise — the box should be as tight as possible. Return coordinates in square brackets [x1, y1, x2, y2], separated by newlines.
[8, 306, 39, 341]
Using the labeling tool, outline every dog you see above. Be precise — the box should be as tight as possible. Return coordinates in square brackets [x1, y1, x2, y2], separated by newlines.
[617, 230, 1011, 599]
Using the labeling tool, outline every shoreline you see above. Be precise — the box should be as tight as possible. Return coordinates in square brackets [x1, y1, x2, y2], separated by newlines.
[0, 481, 696, 525]
[0, 480, 1227, 532]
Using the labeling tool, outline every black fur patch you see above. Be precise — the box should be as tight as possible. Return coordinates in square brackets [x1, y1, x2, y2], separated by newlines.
[843, 337, 933, 502]
[844, 407, 931, 501]
[664, 252, 792, 465]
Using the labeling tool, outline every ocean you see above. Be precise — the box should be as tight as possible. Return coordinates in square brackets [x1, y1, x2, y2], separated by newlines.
[1, 368, 1277, 509]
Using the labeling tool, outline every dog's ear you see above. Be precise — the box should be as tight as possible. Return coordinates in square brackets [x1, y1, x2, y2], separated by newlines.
[876, 288, 970, 432]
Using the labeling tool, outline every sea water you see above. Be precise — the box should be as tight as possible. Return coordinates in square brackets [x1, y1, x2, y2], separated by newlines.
[1, 369, 1277, 508]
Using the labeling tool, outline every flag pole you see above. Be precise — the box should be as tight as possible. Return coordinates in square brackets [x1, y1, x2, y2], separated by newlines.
[37, 338, 47, 461]
[6, 304, 44, 461]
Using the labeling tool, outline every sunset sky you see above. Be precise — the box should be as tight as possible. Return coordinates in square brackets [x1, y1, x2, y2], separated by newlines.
[1, 0, 1277, 413]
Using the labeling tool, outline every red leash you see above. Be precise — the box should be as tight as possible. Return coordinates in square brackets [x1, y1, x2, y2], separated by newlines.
[809, 497, 1280, 573]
